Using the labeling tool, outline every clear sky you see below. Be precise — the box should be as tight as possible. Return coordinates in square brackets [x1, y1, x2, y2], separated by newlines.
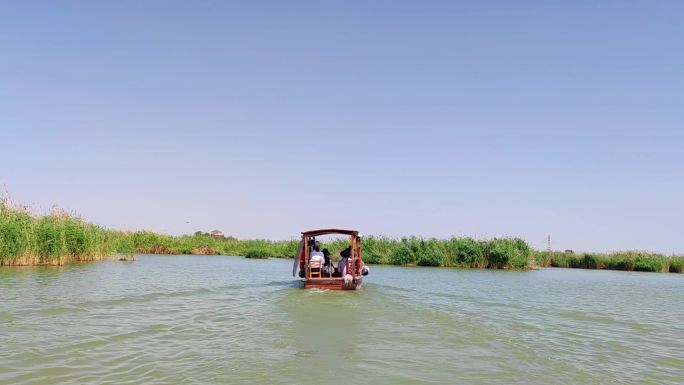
[1, 1, 682, 253]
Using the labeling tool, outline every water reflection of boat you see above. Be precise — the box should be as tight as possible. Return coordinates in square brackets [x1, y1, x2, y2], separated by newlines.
[292, 229, 368, 290]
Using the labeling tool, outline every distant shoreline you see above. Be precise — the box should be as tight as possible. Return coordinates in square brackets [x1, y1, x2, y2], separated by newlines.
[1, 200, 682, 272]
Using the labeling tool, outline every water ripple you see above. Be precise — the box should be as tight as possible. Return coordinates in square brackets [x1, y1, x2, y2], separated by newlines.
[1, 257, 683, 384]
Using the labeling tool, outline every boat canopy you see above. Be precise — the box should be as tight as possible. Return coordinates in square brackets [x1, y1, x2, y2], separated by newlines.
[301, 229, 358, 237]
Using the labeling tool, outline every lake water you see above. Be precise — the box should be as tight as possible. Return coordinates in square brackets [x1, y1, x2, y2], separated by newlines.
[1, 255, 683, 385]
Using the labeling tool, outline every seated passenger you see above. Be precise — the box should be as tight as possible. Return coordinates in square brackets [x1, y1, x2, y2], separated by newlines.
[322, 248, 334, 276]
[337, 246, 351, 276]
[309, 243, 325, 265]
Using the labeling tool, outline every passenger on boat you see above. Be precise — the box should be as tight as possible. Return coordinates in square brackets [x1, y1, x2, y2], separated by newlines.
[309, 243, 325, 264]
[337, 247, 351, 276]
[322, 248, 334, 276]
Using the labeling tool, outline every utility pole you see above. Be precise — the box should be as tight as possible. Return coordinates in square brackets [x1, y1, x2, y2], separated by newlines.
[547, 235, 551, 252]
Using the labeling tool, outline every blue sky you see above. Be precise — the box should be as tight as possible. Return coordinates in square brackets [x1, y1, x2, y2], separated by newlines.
[1, 1, 683, 253]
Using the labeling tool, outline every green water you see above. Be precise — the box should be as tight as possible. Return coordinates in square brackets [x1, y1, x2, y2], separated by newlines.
[1, 255, 683, 384]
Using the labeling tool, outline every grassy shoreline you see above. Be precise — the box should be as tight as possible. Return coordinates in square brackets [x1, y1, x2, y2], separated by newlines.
[1, 200, 682, 272]
[533, 250, 684, 273]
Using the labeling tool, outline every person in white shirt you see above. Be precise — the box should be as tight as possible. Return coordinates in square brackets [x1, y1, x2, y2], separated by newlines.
[309, 243, 325, 266]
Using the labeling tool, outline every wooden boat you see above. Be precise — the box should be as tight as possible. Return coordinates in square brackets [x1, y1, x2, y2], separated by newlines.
[292, 229, 366, 290]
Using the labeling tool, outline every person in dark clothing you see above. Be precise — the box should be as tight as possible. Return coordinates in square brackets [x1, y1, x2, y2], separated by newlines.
[322, 248, 333, 276]
[338, 247, 352, 276]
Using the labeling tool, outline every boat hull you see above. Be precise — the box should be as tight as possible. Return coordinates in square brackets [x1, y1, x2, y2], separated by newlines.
[303, 277, 362, 290]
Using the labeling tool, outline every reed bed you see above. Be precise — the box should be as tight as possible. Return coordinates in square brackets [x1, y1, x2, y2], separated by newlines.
[0, 200, 532, 268]
[347, 236, 531, 269]
[2, 199, 682, 272]
[0, 200, 111, 265]
[533, 250, 684, 273]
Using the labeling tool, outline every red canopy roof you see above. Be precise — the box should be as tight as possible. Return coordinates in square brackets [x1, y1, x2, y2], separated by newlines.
[301, 228, 358, 237]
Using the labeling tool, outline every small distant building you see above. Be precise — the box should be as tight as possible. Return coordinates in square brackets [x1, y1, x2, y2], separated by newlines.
[210, 230, 224, 238]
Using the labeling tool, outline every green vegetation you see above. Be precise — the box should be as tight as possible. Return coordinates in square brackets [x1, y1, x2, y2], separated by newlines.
[2, 199, 683, 272]
[0, 200, 533, 268]
[122, 230, 298, 257]
[0, 200, 299, 265]
[533, 250, 684, 273]
[1, 200, 112, 265]
[356, 236, 531, 269]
